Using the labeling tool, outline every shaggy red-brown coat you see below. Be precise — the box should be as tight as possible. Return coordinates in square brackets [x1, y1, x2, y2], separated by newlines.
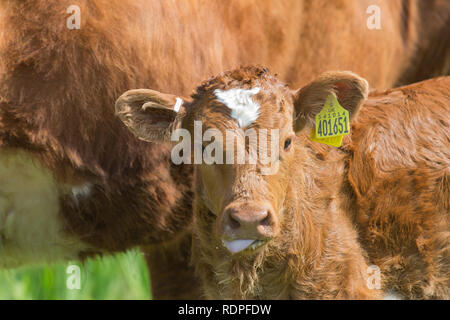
[117, 66, 449, 299]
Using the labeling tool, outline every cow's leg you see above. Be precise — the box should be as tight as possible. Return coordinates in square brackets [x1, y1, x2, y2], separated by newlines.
[143, 232, 203, 299]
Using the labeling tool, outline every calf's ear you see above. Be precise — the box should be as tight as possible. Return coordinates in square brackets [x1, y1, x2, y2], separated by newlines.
[115, 89, 186, 142]
[293, 71, 369, 132]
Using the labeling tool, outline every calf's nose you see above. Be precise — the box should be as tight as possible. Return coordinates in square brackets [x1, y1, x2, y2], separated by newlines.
[222, 203, 275, 239]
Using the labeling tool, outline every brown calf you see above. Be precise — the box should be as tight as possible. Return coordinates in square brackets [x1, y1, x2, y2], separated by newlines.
[117, 66, 449, 299]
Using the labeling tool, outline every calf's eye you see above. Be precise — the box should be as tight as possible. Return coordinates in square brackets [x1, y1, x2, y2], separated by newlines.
[284, 138, 292, 151]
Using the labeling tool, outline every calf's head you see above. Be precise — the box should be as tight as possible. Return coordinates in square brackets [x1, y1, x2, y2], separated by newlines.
[116, 66, 368, 256]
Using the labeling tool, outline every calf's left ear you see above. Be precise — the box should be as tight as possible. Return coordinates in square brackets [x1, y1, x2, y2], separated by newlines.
[115, 89, 186, 142]
[293, 71, 369, 132]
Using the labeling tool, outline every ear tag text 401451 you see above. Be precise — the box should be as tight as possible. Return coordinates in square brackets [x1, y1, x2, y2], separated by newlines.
[310, 94, 350, 147]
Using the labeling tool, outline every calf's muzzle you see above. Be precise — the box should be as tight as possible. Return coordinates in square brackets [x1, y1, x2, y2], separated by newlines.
[221, 202, 276, 254]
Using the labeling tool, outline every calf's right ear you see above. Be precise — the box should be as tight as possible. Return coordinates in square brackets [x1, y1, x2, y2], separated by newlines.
[293, 71, 369, 132]
[115, 89, 186, 142]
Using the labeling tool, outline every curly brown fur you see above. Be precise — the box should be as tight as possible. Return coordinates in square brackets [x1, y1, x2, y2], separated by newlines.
[348, 77, 450, 299]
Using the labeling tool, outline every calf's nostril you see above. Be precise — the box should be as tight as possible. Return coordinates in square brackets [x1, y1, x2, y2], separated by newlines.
[228, 215, 241, 230]
[259, 213, 271, 226]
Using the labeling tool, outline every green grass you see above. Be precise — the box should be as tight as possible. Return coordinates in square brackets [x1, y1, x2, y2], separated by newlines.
[0, 250, 151, 300]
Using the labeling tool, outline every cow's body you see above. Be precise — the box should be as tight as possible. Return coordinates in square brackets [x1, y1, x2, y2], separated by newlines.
[349, 77, 450, 299]
[1, 0, 449, 298]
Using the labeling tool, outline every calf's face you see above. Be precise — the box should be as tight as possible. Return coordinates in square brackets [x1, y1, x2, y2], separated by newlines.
[116, 67, 368, 256]
[189, 82, 297, 253]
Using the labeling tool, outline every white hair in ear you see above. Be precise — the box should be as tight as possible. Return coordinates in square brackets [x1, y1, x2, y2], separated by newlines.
[173, 97, 183, 113]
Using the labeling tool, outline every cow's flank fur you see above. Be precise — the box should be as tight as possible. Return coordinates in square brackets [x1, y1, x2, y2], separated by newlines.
[348, 78, 450, 299]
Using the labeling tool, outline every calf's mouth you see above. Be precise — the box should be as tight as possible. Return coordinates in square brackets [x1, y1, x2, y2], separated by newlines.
[219, 201, 277, 254]
[222, 238, 269, 254]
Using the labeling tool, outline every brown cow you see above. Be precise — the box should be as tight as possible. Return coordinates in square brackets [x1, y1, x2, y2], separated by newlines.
[116, 66, 449, 299]
[1, 0, 448, 298]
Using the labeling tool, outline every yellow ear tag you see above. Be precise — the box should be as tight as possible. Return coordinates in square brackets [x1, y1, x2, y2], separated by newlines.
[310, 94, 350, 147]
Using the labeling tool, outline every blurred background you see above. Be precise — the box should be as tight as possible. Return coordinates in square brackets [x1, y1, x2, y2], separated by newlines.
[0, 251, 150, 299]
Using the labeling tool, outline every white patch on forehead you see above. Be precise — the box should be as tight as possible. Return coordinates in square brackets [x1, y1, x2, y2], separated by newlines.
[214, 87, 261, 128]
